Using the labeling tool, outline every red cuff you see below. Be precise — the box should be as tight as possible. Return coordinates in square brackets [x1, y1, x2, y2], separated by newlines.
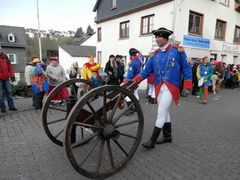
[133, 75, 143, 84]
[123, 79, 128, 84]
[183, 80, 192, 90]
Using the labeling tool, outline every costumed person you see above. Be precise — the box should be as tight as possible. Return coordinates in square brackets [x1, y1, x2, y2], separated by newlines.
[124, 48, 144, 115]
[116, 55, 125, 84]
[46, 57, 69, 104]
[90, 72, 104, 88]
[214, 61, 224, 92]
[31, 58, 49, 110]
[104, 55, 119, 85]
[69, 62, 81, 79]
[82, 56, 100, 80]
[25, 58, 35, 106]
[210, 61, 218, 94]
[132, 27, 192, 149]
[197, 56, 214, 104]
[24, 59, 33, 87]
[191, 60, 200, 96]
[147, 73, 155, 104]
[68, 61, 81, 93]
[238, 65, 240, 84]
[0, 46, 18, 113]
[82, 56, 101, 92]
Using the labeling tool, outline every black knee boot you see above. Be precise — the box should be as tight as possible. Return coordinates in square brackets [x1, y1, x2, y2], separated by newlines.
[150, 97, 155, 104]
[156, 122, 172, 144]
[142, 127, 161, 149]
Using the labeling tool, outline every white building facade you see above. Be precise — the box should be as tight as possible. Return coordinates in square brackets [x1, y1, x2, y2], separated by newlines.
[58, 46, 87, 74]
[94, 0, 240, 66]
[58, 33, 97, 77]
[58, 44, 96, 78]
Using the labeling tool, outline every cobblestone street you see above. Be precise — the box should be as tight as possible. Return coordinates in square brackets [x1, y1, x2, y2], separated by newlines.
[0, 88, 240, 180]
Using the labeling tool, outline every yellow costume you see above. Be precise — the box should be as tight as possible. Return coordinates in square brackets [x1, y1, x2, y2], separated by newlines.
[82, 56, 100, 80]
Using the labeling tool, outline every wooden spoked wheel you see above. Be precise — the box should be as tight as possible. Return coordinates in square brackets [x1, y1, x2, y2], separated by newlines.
[42, 79, 95, 146]
[64, 85, 144, 179]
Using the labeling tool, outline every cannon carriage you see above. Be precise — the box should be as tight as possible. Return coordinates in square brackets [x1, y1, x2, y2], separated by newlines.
[42, 79, 144, 179]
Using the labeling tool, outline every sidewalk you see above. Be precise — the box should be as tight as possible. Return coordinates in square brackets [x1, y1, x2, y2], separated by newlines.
[0, 88, 240, 180]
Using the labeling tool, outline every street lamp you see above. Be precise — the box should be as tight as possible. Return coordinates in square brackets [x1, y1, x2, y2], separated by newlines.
[36, 0, 42, 60]
[171, 0, 177, 43]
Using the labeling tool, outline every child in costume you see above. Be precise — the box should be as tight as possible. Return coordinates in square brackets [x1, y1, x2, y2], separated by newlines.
[31, 58, 49, 110]
[197, 56, 214, 104]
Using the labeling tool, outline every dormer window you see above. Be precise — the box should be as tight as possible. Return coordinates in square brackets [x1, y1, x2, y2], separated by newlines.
[112, 0, 117, 9]
[8, 33, 15, 42]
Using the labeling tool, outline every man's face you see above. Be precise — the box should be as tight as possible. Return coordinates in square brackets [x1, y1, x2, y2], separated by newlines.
[203, 57, 209, 64]
[155, 36, 167, 47]
[51, 60, 58, 65]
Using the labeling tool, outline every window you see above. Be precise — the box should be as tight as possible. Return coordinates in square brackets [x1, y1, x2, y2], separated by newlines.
[112, 0, 117, 9]
[233, 56, 238, 65]
[210, 54, 217, 61]
[141, 14, 154, 35]
[97, 51, 102, 64]
[188, 11, 203, 35]
[236, 0, 240, 12]
[221, 54, 226, 62]
[233, 26, 240, 43]
[122, 56, 127, 66]
[191, 58, 201, 64]
[8, 33, 15, 42]
[219, 0, 229, 6]
[120, 21, 129, 39]
[97, 27, 102, 41]
[215, 19, 226, 40]
[7, 54, 16, 64]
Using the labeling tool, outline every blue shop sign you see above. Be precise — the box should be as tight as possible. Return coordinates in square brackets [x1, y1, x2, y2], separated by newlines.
[183, 35, 210, 48]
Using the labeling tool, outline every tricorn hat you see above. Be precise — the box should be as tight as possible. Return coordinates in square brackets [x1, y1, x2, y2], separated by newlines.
[152, 27, 173, 39]
[129, 48, 139, 56]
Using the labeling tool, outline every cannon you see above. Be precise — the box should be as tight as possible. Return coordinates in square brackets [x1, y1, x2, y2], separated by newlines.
[42, 79, 144, 179]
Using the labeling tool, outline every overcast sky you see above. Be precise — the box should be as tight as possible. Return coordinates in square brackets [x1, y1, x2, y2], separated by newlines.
[0, 0, 97, 32]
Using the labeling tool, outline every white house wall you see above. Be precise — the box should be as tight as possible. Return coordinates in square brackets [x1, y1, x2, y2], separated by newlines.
[96, 1, 173, 66]
[95, 0, 240, 89]
[58, 46, 95, 78]
[96, 2, 173, 89]
[174, 0, 240, 64]
[97, 0, 240, 65]
[81, 33, 97, 46]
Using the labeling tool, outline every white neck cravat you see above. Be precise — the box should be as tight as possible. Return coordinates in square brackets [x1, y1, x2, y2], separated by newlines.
[160, 42, 169, 52]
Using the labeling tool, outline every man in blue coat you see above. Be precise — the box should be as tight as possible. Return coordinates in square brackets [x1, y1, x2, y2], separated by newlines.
[125, 48, 144, 115]
[134, 27, 192, 149]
